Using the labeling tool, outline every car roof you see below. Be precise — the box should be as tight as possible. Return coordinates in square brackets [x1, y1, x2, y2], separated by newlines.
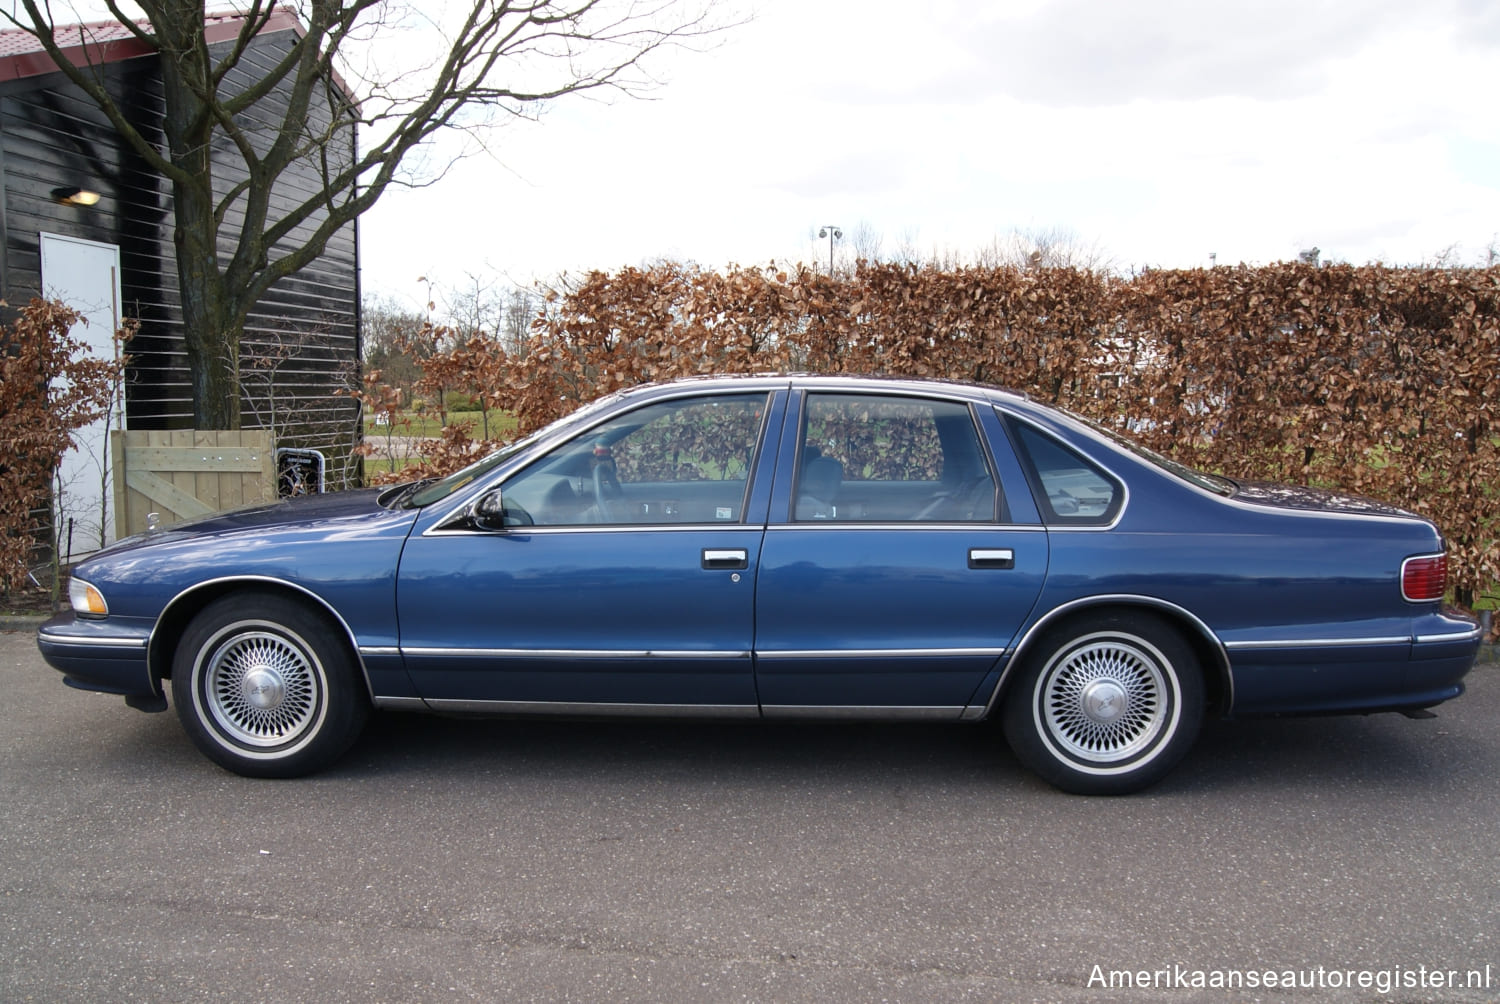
[618, 373, 1033, 407]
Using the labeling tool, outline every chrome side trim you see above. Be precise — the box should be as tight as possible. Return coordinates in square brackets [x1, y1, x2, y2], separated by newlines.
[360, 646, 401, 657]
[424, 699, 760, 718]
[402, 647, 750, 660]
[973, 594, 1234, 719]
[424, 523, 765, 538]
[1224, 636, 1409, 651]
[757, 647, 1006, 660]
[761, 705, 965, 720]
[1415, 628, 1484, 645]
[372, 696, 429, 711]
[37, 631, 148, 649]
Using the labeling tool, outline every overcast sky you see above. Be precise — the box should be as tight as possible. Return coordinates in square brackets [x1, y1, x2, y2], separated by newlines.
[49, 0, 1500, 309]
[362, 0, 1500, 310]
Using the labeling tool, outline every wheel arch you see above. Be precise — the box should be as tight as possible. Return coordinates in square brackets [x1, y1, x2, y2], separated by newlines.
[147, 576, 371, 697]
[981, 595, 1233, 719]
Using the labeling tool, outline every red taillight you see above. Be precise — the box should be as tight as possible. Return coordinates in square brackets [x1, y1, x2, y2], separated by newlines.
[1402, 553, 1448, 602]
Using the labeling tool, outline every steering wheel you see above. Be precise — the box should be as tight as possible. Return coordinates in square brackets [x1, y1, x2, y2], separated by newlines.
[592, 462, 623, 519]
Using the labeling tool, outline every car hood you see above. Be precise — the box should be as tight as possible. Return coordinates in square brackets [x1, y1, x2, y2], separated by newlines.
[1229, 480, 1421, 520]
[95, 488, 409, 555]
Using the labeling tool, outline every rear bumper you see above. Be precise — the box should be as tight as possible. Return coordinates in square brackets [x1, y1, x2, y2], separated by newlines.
[1225, 616, 1482, 716]
[1398, 623, 1485, 709]
[36, 613, 157, 700]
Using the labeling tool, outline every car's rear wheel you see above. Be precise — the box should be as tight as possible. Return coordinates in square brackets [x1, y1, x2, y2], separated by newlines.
[171, 593, 369, 778]
[1002, 612, 1203, 795]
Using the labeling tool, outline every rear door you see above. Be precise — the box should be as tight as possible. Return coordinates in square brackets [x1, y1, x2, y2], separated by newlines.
[753, 389, 1048, 715]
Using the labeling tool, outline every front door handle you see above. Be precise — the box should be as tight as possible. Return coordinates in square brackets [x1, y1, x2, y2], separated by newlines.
[702, 548, 749, 570]
[968, 547, 1015, 569]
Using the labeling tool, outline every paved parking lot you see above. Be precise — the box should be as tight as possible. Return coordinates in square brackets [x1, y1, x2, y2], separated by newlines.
[2, 627, 1497, 1002]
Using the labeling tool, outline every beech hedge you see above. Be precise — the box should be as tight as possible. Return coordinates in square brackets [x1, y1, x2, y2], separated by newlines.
[0, 300, 126, 597]
[400, 261, 1495, 604]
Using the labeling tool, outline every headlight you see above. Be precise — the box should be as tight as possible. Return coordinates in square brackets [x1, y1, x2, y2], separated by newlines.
[69, 577, 109, 617]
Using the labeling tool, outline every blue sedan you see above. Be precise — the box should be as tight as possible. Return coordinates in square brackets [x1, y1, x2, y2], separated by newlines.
[38, 376, 1483, 793]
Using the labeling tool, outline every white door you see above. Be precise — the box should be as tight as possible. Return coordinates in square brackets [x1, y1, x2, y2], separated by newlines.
[40, 232, 124, 558]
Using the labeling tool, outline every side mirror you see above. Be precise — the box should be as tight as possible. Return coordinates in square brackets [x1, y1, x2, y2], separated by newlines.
[471, 488, 508, 530]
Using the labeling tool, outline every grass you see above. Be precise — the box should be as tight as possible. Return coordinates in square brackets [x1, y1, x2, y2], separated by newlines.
[360, 409, 521, 481]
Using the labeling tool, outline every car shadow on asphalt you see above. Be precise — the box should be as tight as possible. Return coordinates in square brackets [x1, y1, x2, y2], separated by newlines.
[346, 712, 1027, 789]
[326, 704, 1492, 798]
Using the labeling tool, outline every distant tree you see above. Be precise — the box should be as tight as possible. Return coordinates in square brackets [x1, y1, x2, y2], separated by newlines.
[4, 0, 728, 428]
[361, 295, 428, 401]
[976, 226, 1113, 271]
[502, 286, 538, 357]
[891, 226, 924, 267]
[443, 272, 506, 345]
[849, 220, 884, 264]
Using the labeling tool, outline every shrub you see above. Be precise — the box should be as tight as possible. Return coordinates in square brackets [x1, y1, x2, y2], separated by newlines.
[0, 300, 129, 596]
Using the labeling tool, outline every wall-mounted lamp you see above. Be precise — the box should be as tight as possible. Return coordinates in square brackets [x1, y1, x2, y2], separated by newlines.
[52, 186, 102, 207]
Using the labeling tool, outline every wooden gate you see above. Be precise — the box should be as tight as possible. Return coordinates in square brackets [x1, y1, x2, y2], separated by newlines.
[111, 430, 276, 537]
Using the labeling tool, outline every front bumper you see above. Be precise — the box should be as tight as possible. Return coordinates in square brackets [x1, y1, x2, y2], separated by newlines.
[36, 613, 157, 700]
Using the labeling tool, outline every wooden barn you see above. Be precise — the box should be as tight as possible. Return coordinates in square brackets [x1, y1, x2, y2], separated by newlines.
[0, 10, 361, 555]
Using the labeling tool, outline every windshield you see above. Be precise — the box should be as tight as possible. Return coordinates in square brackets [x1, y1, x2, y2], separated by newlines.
[1066, 411, 1237, 497]
[401, 393, 624, 508]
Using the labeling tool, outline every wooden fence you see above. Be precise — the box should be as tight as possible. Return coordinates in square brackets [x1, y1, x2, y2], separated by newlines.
[111, 430, 276, 537]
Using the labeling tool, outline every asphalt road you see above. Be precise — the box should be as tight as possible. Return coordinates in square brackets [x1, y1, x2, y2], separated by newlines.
[3, 627, 1497, 1003]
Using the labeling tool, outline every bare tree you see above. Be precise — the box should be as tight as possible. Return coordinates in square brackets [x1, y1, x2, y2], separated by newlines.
[891, 225, 923, 267]
[501, 285, 537, 357]
[443, 271, 506, 344]
[976, 226, 1113, 271]
[849, 220, 883, 264]
[5, 0, 729, 429]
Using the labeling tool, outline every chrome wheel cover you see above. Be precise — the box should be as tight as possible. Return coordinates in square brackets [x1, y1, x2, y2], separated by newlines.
[202, 628, 322, 749]
[1039, 634, 1174, 765]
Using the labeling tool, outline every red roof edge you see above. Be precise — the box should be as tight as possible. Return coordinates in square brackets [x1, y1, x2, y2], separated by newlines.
[0, 33, 154, 84]
[0, 9, 319, 88]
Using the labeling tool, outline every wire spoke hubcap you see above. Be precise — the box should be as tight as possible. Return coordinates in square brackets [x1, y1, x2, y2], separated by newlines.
[205, 630, 320, 748]
[1042, 637, 1170, 763]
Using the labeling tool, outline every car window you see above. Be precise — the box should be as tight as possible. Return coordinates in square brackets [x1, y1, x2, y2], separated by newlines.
[500, 393, 767, 526]
[403, 391, 623, 508]
[795, 393, 998, 522]
[1011, 422, 1122, 524]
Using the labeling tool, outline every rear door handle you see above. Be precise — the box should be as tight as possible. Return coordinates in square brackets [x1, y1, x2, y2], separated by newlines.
[968, 547, 1015, 569]
[702, 548, 749, 570]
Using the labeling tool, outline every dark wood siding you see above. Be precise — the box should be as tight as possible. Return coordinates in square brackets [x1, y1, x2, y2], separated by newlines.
[0, 27, 361, 490]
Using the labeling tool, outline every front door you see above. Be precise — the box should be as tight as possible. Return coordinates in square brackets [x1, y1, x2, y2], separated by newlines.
[396, 391, 781, 712]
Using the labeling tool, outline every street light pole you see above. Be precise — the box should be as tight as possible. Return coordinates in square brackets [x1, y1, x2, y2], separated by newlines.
[818, 225, 842, 275]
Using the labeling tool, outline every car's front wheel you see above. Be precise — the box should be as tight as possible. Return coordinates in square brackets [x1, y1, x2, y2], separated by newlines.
[171, 593, 369, 778]
[1002, 612, 1204, 795]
